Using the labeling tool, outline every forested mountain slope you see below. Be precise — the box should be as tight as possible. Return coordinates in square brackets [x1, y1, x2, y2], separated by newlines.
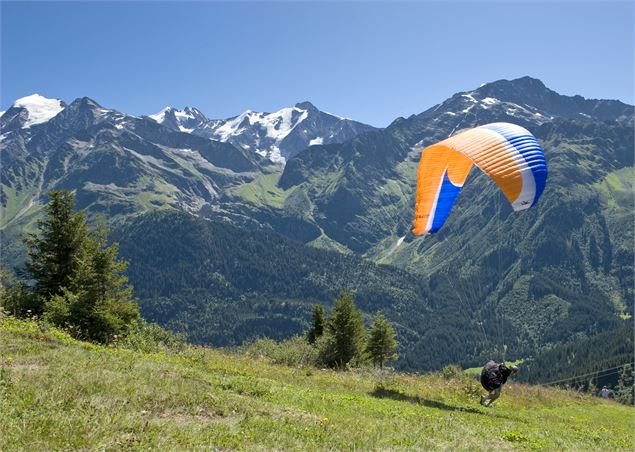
[113, 211, 469, 370]
[519, 324, 634, 389]
[112, 210, 629, 371]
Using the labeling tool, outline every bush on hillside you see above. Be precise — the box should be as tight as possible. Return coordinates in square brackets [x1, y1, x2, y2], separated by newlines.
[441, 364, 463, 380]
[115, 320, 186, 353]
[241, 336, 319, 367]
[614, 364, 634, 406]
[0, 267, 38, 318]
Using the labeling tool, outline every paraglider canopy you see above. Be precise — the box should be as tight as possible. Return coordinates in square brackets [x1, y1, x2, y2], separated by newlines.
[413, 122, 547, 235]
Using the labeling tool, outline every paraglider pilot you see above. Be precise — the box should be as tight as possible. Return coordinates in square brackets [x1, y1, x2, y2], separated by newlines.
[479, 361, 518, 407]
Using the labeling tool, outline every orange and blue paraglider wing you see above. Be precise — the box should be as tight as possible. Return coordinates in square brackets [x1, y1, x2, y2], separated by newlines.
[413, 122, 547, 235]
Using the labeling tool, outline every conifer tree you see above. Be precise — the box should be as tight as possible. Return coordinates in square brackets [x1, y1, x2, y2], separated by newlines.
[24, 191, 88, 312]
[321, 292, 366, 368]
[306, 304, 325, 344]
[68, 217, 139, 342]
[365, 312, 398, 369]
[23, 190, 139, 342]
[83, 218, 134, 306]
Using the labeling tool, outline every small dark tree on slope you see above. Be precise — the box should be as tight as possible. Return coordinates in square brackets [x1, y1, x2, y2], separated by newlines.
[614, 364, 634, 406]
[306, 304, 325, 344]
[366, 311, 398, 369]
[319, 292, 366, 369]
[21, 190, 139, 342]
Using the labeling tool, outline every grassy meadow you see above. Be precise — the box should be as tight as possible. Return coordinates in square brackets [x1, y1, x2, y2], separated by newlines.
[1, 317, 633, 450]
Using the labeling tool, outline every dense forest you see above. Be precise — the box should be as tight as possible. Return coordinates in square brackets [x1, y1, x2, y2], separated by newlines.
[112, 210, 628, 372]
[519, 323, 634, 389]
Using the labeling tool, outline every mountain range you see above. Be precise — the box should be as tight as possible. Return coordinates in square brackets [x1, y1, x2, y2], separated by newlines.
[1, 76, 632, 371]
[148, 101, 376, 163]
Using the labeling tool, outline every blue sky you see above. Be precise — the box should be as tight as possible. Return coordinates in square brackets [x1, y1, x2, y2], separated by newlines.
[2, 1, 633, 126]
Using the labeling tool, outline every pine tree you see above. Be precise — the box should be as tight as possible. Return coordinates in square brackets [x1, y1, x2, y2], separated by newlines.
[306, 304, 325, 344]
[366, 311, 398, 369]
[24, 191, 88, 312]
[23, 191, 139, 342]
[68, 217, 139, 342]
[83, 218, 134, 306]
[320, 292, 366, 369]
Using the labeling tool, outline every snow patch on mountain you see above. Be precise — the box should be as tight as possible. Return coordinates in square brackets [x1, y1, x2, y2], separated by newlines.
[309, 137, 324, 146]
[214, 107, 308, 142]
[13, 94, 65, 128]
[261, 107, 308, 140]
[213, 111, 254, 141]
[149, 107, 170, 123]
[262, 146, 285, 164]
[174, 110, 195, 121]
[481, 97, 499, 105]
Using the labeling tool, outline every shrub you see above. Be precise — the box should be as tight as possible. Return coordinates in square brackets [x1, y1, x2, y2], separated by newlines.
[315, 332, 338, 368]
[42, 288, 76, 326]
[441, 364, 463, 380]
[241, 336, 318, 367]
[0, 269, 38, 318]
[116, 321, 186, 353]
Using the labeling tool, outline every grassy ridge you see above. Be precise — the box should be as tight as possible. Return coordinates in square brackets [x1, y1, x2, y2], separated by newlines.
[1, 318, 633, 450]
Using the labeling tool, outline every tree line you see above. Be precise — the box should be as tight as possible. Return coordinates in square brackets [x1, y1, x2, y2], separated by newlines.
[518, 323, 634, 405]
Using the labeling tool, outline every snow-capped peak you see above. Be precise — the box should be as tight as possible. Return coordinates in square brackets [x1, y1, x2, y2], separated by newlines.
[148, 106, 209, 133]
[149, 106, 172, 123]
[175, 110, 193, 121]
[214, 106, 309, 142]
[149, 106, 207, 124]
[147, 101, 375, 164]
[13, 94, 65, 128]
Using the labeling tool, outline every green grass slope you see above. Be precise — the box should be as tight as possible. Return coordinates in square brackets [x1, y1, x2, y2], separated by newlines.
[2, 318, 633, 450]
